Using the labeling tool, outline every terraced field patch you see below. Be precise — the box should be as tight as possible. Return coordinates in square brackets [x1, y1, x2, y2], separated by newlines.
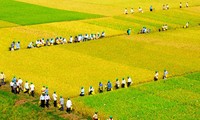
[74, 72, 200, 119]
[0, 0, 102, 25]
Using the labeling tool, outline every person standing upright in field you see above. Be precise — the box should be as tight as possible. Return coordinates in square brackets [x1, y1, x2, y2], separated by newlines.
[99, 82, 103, 93]
[107, 80, 112, 91]
[163, 70, 168, 79]
[24, 81, 29, 93]
[121, 78, 126, 88]
[40, 93, 45, 108]
[0, 72, 6, 85]
[45, 94, 50, 108]
[53, 91, 57, 107]
[80, 87, 85, 96]
[127, 76, 132, 87]
[30, 82, 35, 97]
[66, 98, 72, 113]
[115, 78, 120, 89]
[124, 8, 128, 14]
[59, 96, 64, 111]
[127, 28, 131, 35]
[186, 2, 189, 8]
[180, 2, 182, 8]
[154, 71, 159, 81]
[130, 8, 134, 14]
[10, 80, 14, 93]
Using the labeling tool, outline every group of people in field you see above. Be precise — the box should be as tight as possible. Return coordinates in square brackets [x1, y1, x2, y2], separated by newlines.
[1, 69, 168, 119]
[80, 76, 133, 96]
[39, 86, 73, 113]
[80, 77, 133, 96]
[10, 41, 20, 51]
[9, 76, 35, 97]
[9, 31, 105, 50]
[154, 69, 168, 81]
[26, 32, 105, 49]
[124, 2, 189, 14]
[92, 111, 114, 120]
[125, 2, 190, 35]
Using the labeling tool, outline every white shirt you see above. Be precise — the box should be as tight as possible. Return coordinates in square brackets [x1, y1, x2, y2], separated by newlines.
[18, 79, 23, 85]
[45, 95, 50, 100]
[69, 37, 73, 43]
[130, 9, 134, 13]
[155, 73, 159, 78]
[16, 81, 20, 86]
[10, 82, 14, 86]
[122, 80, 126, 84]
[66, 100, 72, 108]
[53, 93, 57, 101]
[30, 84, 35, 91]
[128, 78, 132, 83]
[24, 83, 29, 89]
[40, 95, 45, 100]
[89, 87, 94, 92]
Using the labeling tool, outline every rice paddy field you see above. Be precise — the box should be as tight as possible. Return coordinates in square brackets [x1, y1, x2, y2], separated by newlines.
[0, 0, 200, 119]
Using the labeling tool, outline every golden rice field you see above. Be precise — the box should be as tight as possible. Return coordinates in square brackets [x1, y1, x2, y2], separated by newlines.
[0, 0, 200, 100]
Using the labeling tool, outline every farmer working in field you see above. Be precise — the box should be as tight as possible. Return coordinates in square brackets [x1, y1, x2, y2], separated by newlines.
[24, 81, 29, 93]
